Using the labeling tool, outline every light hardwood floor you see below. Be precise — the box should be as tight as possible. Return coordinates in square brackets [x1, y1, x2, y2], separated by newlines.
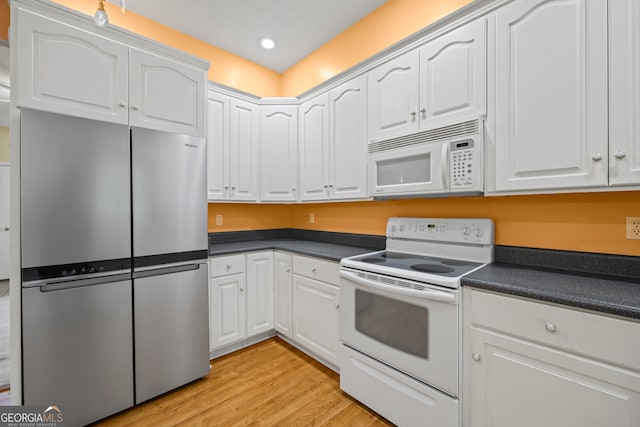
[95, 337, 393, 426]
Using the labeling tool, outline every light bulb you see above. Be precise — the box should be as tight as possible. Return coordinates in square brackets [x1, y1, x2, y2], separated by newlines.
[94, 8, 109, 27]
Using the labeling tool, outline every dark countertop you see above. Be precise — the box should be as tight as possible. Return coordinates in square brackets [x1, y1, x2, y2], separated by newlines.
[462, 247, 640, 320]
[209, 239, 377, 262]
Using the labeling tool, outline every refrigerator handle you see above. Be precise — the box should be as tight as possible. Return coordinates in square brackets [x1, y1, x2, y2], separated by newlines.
[37, 273, 132, 293]
[133, 262, 203, 280]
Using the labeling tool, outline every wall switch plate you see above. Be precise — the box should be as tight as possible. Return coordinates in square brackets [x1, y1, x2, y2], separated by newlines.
[216, 214, 223, 226]
[309, 213, 315, 224]
[626, 217, 640, 239]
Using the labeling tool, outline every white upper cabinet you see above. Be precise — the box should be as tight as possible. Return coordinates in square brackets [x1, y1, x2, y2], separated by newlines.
[368, 50, 420, 142]
[493, 0, 608, 192]
[329, 75, 368, 200]
[15, 8, 129, 124]
[609, 0, 640, 186]
[368, 19, 486, 143]
[299, 93, 330, 201]
[14, 2, 207, 136]
[260, 105, 299, 202]
[300, 75, 368, 201]
[129, 48, 206, 136]
[207, 89, 260, 201]
[419, 19, 486, 129]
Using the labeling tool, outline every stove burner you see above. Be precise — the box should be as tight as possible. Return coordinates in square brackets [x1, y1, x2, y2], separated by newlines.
[385, 252, 412, 260]
[410, 264, 455, 274]
[361, 258, 386, 264]
[441, 260, 471, 266]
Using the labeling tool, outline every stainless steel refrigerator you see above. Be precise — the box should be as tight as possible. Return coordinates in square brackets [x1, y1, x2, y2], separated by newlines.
[20, 109, 209, 426]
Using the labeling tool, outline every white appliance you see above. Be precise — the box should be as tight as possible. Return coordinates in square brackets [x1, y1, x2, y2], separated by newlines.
[339, 217, 494, 427]
[368, 119, 483, 198]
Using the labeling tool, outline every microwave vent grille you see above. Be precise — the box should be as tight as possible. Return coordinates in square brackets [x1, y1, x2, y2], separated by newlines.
[369, 119, 480, 153]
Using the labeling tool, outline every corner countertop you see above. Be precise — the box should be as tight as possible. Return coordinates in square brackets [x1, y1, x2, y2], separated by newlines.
[209, 239, 377, 262]
[462, 246, 640, 320]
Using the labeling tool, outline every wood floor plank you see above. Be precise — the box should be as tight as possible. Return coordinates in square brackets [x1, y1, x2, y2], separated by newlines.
[94, 338, 392, 426]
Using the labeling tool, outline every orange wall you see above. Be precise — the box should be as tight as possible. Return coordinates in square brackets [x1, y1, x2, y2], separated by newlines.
[211, 192, 640, 257]
[280, 0, 474, 96]
[0, 2, 8, 42]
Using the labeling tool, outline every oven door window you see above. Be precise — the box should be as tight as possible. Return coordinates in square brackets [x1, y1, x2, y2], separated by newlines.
[355, 289, 428, 359]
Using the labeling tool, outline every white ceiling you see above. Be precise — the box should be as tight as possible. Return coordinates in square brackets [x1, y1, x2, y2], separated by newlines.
[120, 0, 388, 73]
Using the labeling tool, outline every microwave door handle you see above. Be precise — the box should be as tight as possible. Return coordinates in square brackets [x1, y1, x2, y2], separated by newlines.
[441, 142, 449, 188]
[339, 270, 456, 304]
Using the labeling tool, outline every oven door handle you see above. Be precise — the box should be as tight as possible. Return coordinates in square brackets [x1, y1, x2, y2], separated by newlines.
[339, 270, 456, 303]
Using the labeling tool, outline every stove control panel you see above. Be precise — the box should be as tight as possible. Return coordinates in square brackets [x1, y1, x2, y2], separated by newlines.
[386, 217, 494, 245]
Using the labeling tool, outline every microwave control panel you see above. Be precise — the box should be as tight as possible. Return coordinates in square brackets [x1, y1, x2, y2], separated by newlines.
[450, 139, 476, 188]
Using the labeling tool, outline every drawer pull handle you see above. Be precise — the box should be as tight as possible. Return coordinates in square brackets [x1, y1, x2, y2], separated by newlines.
[545, 322, 557, 333]
[286, 269, 291, 273]
[311, 268, 317, 273]
[472, 353, 481, 362]
[226, 264, 232, 269]
[335, 304, 340, 310]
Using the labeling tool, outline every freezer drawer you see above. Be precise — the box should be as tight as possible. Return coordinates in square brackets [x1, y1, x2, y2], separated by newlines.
[22, 278, 134, 426]
[131, 127, 207, 259]
[21, 109, 131, 269]
[134, 262, 210, 403]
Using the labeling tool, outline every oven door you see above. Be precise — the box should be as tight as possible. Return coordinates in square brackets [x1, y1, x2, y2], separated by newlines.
[339, 268, 459, 396]
[368, 140, 447, 197]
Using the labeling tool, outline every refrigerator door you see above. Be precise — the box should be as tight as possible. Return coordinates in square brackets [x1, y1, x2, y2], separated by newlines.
[131, 127, 207, 263]
[133, 262, 210, 403]
[21, 109, 131, 269]
[22, 276, 134, 426]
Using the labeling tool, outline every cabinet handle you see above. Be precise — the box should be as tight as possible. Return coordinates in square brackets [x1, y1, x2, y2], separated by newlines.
[335, 304, 340, 310]
[592, 153, 603, 161]
[545, 322, 557, 333]
[410, 111, 417, 118]
[240, 287, 244, 292]
[226, 264, 232, 269]
[328, 184, 333, 188]
[224, 185, 229, 190]
[131, 104, 140, 111]
[2, 227, 8, 231]
[311, 268, 317, 273]
[472, 353, 481, 362]
[231, 186, 236, 190]
[286, 268, 291, 273]
[118, 100, 127, 108]
[614, 150, 626, 159]
[420, 108, 426, 114]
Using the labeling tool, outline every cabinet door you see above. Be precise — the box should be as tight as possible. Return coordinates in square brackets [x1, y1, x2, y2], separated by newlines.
[419, 19, 486, 129]
[292, 275, 340, 367]
[229, 99, 260, 201]
[209, 273, 246, 350]
[246, 252, 274, 337]
[609, 0, 640, 186]
[494, 0, 608, 192]
[299, 93, 330, 201]
[130, 47, 206, 136]
[368, 50, 420, 142]
[273, 252, 293, 338]
[260, 105, 299, 201]
[15, 8, 129, 124]
[329, 75, 368, 200]
[466, 327, 640, 427]
[207, 91, 229, 200]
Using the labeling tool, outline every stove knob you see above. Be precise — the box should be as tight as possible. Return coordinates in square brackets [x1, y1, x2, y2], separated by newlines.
[391, 225, 397, 232]
[475, 229, 483, 238]
[399, 225, 405, 232]
[462, 227, 471, 236]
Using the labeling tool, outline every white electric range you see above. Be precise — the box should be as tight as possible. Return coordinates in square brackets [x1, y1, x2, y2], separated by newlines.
[339, 217, 494, 427]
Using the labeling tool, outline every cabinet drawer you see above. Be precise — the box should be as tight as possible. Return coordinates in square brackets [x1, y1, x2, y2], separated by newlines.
[292, 255, 339, 285]
[209, 254, 245, 277]
[466, 289, 640, 372]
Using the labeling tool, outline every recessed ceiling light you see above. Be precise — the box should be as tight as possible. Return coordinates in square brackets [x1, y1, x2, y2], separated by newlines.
[260, 38, 276, 50]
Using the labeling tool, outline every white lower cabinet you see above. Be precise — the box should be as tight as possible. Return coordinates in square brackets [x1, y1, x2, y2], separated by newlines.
[273, 252, 293, 338]
[209, 252, 273, 352]
[292, 255, 340, 369]
[463, 288, 640, 427]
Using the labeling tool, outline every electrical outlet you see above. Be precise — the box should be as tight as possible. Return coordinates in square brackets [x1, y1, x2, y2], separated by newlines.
[309, 213, 315, 224]
[216, 214, 223, 226]
[627, 217, 640, 240]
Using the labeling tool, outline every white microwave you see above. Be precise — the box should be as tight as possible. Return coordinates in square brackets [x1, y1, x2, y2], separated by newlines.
[368, 119, 483, 198]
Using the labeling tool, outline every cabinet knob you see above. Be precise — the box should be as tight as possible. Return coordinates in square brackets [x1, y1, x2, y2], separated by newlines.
[410, 111, 417, 118]
[131, 104, 140, 111]
[614, 150, 626, 159]
[224, 185, 229, 189]
[545, 322, 557, 333]
[231, 186, 236, 190]
[240, 287, 244, 292]
[472, 353, 481, 362]
[592, 153, 603, 161]
[292, 187, 296, 192]
[328, 184, 333, 188]
[2, 227, 8, 231]
[286, 268, 291, 273]
[335, 304, 340, 310]
[420, 108, 426, 114]
[118, 100, 127, 108]
[226, 264, 232, 269]
[311, 268, 317, 273]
